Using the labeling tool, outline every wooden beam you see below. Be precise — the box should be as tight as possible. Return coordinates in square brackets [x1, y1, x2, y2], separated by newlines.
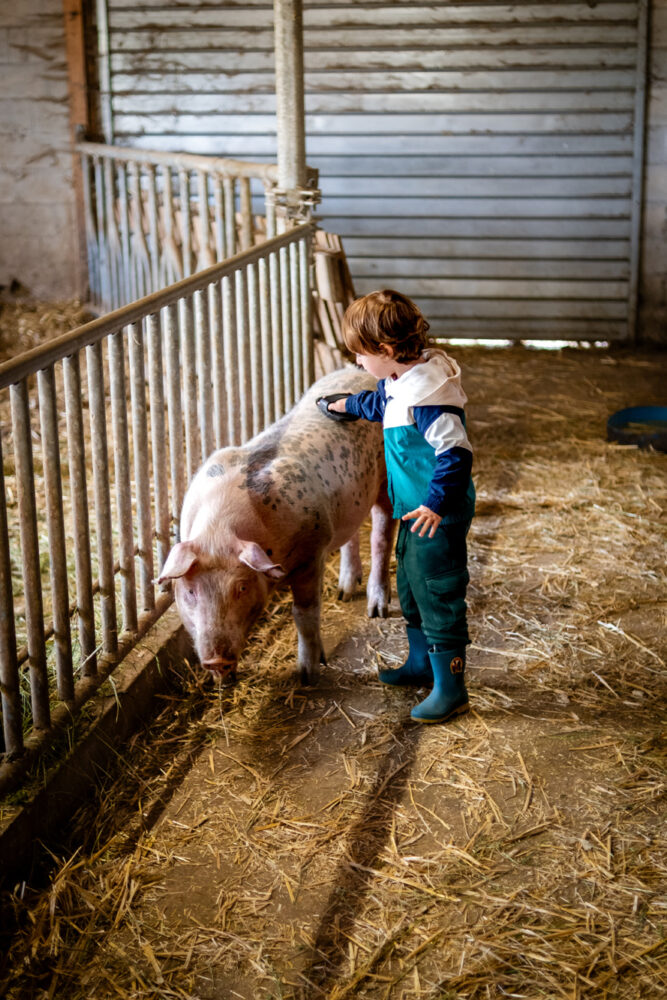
[63, 0, 90, 299]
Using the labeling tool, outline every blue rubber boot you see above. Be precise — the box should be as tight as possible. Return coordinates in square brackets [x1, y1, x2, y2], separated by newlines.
[379, 626, 433, 687]
[410, 648, 469, 723]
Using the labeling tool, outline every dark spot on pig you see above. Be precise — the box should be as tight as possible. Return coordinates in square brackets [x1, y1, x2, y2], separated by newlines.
[207, 462, 225, 477]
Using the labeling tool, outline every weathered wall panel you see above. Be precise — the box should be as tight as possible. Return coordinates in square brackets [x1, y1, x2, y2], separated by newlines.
[640, 0, 667, 344]
[0, 0, 79, 300]
[104, 0, 646, 341]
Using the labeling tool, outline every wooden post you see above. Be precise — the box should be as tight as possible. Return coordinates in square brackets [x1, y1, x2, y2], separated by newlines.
[63, 0, 90, 299]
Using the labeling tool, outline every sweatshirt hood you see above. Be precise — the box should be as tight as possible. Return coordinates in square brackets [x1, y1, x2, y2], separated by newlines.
[383, 348, 468, 408]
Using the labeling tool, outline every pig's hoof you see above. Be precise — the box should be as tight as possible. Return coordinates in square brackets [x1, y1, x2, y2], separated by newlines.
[367, 599, 389, 619]
[300, 663, 320, 685]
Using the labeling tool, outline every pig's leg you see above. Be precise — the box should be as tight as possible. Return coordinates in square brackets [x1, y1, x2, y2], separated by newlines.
[338, 532, 363, 601]
[290, 557, 327, 685]
[367, 484, 395, 619]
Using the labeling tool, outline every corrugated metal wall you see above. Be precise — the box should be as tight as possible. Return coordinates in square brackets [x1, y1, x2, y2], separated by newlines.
[103, 1, 646, 341]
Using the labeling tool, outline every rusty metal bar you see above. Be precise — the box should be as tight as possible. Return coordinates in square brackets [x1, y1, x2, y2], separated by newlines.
[212, 177, 225, 261]
[239, 177, 253, 251]
[118, 161, 132, 307]
[146, 312, 170, 573]
[127, 320, 155, 613]
[0, 431, 21, 755]
[197, 170, 214, 270]
[194, 288, 213, 460]
[63, 353, 97, 677]
[235, 268, 250, 442]
[223, 177, 236, 260]
[179, 169, 192, 279]
[80, 152, 99, 307]
[146, 163, 160, 292]
[37, 367, 73, 701]
[258, 253, 273, 426]
[108, 328, 138, 634]
[87, 340, 118, 654]
[299, 236, 314, 387]
[11, 381, 50, 727]
[181, 296, 198, 480]
[164, 303, 185, 538]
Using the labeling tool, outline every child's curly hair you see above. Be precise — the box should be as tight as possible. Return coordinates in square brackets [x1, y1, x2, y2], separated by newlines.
[341, 289, 431, 363]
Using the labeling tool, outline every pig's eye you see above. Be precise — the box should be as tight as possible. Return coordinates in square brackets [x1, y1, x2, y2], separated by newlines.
[235, 582, 247, 598]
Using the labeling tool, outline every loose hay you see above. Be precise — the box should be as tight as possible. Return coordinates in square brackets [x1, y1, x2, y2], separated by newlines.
[1, 338, 666, 999]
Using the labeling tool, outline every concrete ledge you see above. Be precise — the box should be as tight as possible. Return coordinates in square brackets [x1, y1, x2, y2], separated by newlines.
[0, 608, 188, 891]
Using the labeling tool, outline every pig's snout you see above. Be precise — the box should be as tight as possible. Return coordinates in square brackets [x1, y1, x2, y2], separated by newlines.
[201, 655, 238, 685]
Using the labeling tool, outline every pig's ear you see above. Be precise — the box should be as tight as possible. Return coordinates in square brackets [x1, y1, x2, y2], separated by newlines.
[157, 540, 200, 582]
[237, 540, 285, 579]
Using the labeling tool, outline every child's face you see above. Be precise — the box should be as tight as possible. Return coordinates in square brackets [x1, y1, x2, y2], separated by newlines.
[355, 347, 397, 380]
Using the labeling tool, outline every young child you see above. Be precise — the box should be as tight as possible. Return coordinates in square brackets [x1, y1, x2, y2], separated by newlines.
[318, 289, 475, 724]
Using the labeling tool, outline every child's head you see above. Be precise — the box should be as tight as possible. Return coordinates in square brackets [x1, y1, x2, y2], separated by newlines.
[342, 289, 431, 363]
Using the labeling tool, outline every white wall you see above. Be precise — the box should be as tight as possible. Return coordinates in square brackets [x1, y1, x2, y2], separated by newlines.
[0, 0, 80, 300]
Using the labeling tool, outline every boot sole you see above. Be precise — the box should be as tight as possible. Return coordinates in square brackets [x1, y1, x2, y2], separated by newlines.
[411, 702, 470, 724]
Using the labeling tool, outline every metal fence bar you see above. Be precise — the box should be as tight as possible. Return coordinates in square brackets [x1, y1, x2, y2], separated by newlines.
[87, 340, 118, 655]
[181, 296, 198, 481]
[108, 329, 138, 635]
[194, 289, 213, 460]
[127, 320, 155, 614]
[235, 269, 250, 442]
[258, 254, 273, 426]
[63, 353, 97, 677]
[209, 281, 225, 450]
[223, 177, 236, 261]
[164, 303, 185, 539]
[299, 237, 314, 387]
[279, 244, 293, 411]
[290, 241, 302, 402]
[247, 262, 262, 437]
[37, 368, 73, 701]
[270, 246, 284, 419]
[147, 313, 170, 573]
[11, 381, 50, 729]
[222, 273, 238, 446]
[0, 432, 21, 755]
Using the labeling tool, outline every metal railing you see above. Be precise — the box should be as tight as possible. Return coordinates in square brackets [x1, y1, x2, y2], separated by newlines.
[77, 142, 319, 312]
[0, 222, 314, 791]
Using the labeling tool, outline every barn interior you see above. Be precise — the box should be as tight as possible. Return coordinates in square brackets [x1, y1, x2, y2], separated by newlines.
[1, 2, 666, 999]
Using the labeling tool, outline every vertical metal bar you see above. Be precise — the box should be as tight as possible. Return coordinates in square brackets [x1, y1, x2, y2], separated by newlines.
[239, 177, 253, 250]
[274, 0, 307, 205]
[163, 166, 179, 284]
[212, 176, 226, 259]
[289, 240, 302, 399]
[258, 252, 273, 426]
[179, 169, 192, 278]
[95, 0, 114, 143]
[210, 281, 225, 448]
[80, 153, 100, 307]
[103, 157, 120, 309]
[181, 296, 199, 480]
[223, 177, 236, 258]
[197, 169, 214, 269]
[108, 329, 138, 634]
[194, 288, 213, 459]
[269, 247, 284, 418]
[265, 185, 277, 239]
[247, 262, 263, 435]
[94, 156, 111, 310]
[222, 274, 238, 445]
[118, 161, 132, 306]
[164, 303, 185, 537]
[235, 268, 251, 441]
[127, 321, 155, 613]
[279, 244, 293, 411]
[63, 353, 96, 676]
[147, 163, 160, 293]
[299, 234, 314, 387]
[37, 367, 73, 701]
[87, 340, 117, 654]
[146, 312, 170, 573]
[0, 431, 22, 755]
[11, 381, 49, 728]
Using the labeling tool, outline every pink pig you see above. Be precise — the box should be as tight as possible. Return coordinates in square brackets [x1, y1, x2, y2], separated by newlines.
[157, 368, 395, 684]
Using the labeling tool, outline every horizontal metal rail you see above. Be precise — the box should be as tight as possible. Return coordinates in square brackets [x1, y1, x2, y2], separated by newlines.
[0, 222, 314, 794]
[77, 141, 319, 313]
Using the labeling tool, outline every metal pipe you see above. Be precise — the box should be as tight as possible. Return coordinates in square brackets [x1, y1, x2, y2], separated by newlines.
[127, 320, 155, 612]
[222, 273, 238, 445]
[164, 303, 185, 536]
[194, 288, 213, 460]
[146, 312, 171, 573]
[235, 268, 250, 442]
[108, 328, 138, 633]
[63, 354, 97, 676]
[10, 381, 50, 728]
[37, 367, 73, 701]
[0, 432, 21, 755]
[181, 296, 198, 480]
[87, 340, 118, 654]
